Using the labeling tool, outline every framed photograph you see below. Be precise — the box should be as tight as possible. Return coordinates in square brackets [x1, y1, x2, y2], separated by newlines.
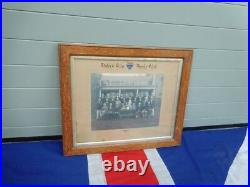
[59, 44, 193, 156]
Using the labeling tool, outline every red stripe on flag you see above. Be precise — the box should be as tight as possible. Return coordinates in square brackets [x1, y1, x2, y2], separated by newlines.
[102, 150, 159, 185]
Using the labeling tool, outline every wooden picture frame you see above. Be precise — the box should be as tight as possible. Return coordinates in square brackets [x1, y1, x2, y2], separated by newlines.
[59, 44, 193, 156]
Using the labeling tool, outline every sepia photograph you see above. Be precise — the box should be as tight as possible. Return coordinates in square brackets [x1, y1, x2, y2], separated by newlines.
[91, 73, 164, 130]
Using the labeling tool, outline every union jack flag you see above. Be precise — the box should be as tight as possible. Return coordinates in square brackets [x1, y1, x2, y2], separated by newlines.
[2, 127, 248, 185]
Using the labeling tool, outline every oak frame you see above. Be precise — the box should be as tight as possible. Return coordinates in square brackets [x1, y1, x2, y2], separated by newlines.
[59, 44, 193, 156]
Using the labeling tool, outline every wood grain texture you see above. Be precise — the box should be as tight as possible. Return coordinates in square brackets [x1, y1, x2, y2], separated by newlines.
[59, 44, 193, 155]
[59, 45, 74, 155]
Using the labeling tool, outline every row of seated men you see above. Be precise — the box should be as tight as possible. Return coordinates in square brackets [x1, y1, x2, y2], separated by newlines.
[96, 92, 155, 119]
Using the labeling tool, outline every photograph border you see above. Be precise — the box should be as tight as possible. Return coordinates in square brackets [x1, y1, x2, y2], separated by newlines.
[59, 44, 193, 156]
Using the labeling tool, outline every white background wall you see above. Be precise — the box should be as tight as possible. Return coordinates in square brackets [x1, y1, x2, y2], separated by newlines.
[2, 2, 248, 138]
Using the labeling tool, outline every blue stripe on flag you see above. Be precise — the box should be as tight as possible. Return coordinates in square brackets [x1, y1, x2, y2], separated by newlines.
[157, 127, 247, 185]
[2, 141, 89, 185]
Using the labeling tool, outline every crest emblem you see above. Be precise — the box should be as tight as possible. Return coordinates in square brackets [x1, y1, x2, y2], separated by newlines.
[126, 63, 134, 70]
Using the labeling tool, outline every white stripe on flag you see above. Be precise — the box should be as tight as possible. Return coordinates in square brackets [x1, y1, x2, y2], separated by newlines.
[87, 154, 107, 185]
[144, 149, 175, 185]
[225, 129, 248, 185]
